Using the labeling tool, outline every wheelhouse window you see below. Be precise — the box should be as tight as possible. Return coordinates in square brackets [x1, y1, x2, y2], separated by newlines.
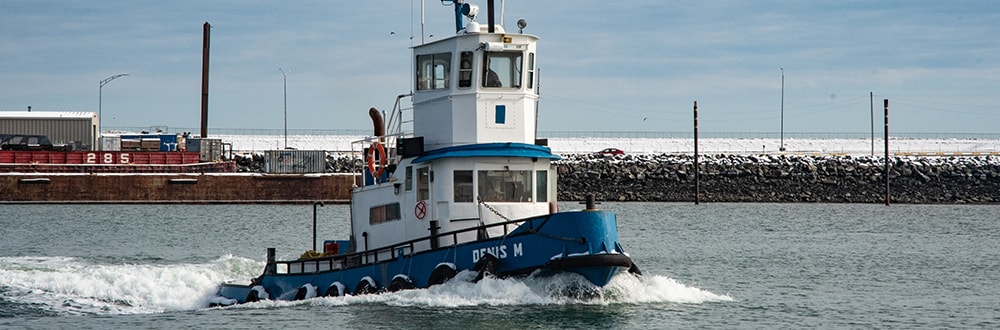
[535, 170, 547, 203]
[416, 52, 452, 91]
[416, 167, 430, 200]
[526, 52, 535, 89]
[370, 203, 401, 225]
[458, 51, 473, 88]
[478, 170, 532, 202]
[482, 51, 523, 88]
[454, 170, 473, 202]
[405, 166, 413, 191]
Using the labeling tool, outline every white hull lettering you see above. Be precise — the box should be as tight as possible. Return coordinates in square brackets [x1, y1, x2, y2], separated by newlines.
[472, 243, 523, 263]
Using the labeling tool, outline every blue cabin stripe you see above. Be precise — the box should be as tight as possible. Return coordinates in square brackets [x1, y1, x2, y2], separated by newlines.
[412, 143, 560, 164]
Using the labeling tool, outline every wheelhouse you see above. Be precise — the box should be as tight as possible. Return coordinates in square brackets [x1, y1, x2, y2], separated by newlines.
[350, 24, 551, 258]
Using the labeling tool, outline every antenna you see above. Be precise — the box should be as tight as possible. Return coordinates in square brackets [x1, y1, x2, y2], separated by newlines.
[421, 0, 425, 44]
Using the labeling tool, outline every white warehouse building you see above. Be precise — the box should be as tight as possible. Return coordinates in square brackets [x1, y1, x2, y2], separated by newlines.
[0, 111, 98, 150]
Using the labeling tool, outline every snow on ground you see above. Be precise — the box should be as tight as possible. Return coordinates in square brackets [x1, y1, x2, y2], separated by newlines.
[214, 134, 1000, 156]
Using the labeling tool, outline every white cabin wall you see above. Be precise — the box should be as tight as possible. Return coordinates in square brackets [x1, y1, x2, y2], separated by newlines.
[351, 184, 407, 251]
[413, 97, 455, 150]
[477, 93, 538, 144]
[411, 33, 539, 152]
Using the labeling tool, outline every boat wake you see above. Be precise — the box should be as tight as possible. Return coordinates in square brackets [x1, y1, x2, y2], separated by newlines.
[0, 255, 731, 317]
[0, 255, 257, 316]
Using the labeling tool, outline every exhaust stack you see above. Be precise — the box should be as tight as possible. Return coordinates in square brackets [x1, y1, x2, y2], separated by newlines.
[201, 22, 211, 138]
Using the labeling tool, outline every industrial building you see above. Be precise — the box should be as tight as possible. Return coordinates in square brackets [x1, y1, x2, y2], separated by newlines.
[0, 111, 98, 150]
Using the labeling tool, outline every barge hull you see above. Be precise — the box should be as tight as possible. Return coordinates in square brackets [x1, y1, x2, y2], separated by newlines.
[0, 173, 354, 203]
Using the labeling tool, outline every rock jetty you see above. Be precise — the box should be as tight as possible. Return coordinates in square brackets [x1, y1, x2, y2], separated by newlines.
[556, 153, 1000, 204]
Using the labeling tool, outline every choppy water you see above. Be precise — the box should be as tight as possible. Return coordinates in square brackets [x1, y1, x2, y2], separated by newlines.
[1, 203, 997, 328]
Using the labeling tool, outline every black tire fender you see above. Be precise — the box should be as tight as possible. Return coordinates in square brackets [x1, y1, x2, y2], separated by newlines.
[472, 253, 500, 282]
[325, 282, 345, 297]
[388, 275, 416, 292]
[628, 262, 643, 277]
[354, 277, 378, 295]
[245, 285, 269, 303]
[293, 284, 313, 300]
[428, 264, 458, 286]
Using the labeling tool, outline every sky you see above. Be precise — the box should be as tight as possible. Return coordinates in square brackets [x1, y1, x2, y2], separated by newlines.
[2, 1, 998, 135]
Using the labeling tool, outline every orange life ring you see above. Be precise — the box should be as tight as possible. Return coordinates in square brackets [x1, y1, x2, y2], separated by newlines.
[367, 142, 387, 178]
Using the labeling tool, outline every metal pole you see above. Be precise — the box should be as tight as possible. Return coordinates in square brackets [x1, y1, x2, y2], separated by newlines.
[871, 92, 875, 157]
[279, 68, 289, 149]
[99, 74, 129, 141]
[201, 22, 211, 138]
[780, 68, 785, 152]
[694, 101, 699, 205]
[884, 99, 890, 206]
[313, 201, 324, 251]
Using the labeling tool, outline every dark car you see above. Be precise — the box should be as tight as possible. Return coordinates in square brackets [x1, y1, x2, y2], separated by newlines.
[597, 148, 625, 155]
[0, 134, 57, 151]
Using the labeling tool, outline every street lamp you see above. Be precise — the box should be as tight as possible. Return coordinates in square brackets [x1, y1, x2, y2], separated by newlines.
[99, 73, 129, 138]
[779, 68, 785, 152]
[279, 68, 289, 149]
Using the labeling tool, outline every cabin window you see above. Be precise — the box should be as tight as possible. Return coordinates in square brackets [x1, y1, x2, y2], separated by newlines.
[478, 170, 532, 202]
[482, 51, 523, 88]
[494, 105, 506, 124]
[416, 167, 430, 200]
[536, 170, 548, 203]
[370, 203, 401, 225]
[454, 170, 473, 202]
[458, 51, 473, 88]
[405, 166, 413, 191]
[526, 52, 535, 89]
[416, 52, 452, 91]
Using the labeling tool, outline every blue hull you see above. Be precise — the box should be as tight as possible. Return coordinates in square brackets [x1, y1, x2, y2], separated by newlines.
[215, 210, 635, 304]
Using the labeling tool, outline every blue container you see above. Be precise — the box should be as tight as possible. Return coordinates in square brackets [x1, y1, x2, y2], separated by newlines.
[158, 134, 178, 151]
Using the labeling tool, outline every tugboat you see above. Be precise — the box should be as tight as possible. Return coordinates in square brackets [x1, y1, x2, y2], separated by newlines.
[214, 0, 639, 305]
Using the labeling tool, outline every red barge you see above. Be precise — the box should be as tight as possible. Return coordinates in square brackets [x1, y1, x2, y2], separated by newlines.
[0, 150, 234, 173]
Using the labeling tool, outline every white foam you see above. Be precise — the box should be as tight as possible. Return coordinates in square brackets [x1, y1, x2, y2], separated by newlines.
[231, 270, 732, 310]
[2, 255, 730, 315]
[0, 255, 262, 315]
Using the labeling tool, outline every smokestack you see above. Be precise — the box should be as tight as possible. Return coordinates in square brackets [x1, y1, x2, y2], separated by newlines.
[369, 107, 384, 137]
[487, 0, 495, 33]
[201, 22, 211, 138]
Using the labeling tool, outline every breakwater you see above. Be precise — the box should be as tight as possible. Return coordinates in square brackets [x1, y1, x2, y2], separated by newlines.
[234, 153, 1000, 204]
[556, 154, 1000, 204]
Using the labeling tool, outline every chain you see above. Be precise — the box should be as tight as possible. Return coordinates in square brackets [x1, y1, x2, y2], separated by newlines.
[477, 197, 511, 222]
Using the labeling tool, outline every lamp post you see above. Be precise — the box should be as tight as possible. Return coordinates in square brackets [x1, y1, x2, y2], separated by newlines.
[279, 68, 289, 149]
[779, 68, 785, 152]
[99, 73, 129, 137]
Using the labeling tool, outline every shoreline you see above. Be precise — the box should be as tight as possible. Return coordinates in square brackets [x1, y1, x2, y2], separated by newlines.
[556, 153, 1000, 204]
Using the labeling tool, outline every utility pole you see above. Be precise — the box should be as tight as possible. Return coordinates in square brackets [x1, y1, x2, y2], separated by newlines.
[99, 73, 129, 140]
[780, 68, 785, 152]
[694, 101, 700, 205]
[884, 99, 890, 206]
[279, 68, 289, 149]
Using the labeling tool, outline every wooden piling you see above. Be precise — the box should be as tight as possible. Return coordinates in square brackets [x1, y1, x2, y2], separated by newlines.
[884, 99, 890, 206]
[694, 101, 699, 205]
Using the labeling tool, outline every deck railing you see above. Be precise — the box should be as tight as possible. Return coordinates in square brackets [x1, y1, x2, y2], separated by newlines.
[267, 214, 540, 276]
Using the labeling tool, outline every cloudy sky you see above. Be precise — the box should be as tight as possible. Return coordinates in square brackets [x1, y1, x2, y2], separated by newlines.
[1, 1, 998, 135]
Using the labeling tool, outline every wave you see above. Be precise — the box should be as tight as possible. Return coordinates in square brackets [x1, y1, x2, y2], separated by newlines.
[0, 255, 731, 316]
[0, 255, 262, 316]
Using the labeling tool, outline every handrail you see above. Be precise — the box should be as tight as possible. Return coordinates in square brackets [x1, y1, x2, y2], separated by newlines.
[267, 212, 554, 275]
[386, 93, 414, 140]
